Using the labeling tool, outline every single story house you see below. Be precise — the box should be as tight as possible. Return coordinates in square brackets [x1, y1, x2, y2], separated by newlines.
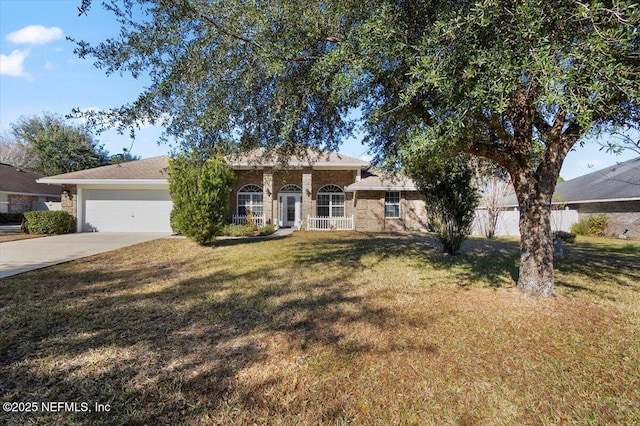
[553, 156, 640, 238]
[0, 163, 62, 214]
[38, 149, 427, 233]
[497, 156, 640, 238]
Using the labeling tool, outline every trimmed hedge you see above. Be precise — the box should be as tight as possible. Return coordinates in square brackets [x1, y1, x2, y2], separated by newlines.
[24, 211, 74, 234]
[0, 213, 24, 224]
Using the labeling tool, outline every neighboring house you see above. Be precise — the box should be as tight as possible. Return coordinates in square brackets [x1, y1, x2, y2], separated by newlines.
[0, 163, 62, 214]
[38, 149, 427, 233]
[494, 156, 640, 238]
[553, 156, 640, 238]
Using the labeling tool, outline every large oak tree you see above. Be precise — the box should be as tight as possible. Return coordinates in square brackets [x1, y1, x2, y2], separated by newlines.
[74, 0, 639, 296]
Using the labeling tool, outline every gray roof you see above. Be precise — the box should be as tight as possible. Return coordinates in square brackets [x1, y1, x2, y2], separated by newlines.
[503, 156, 640, 206]
[345, 170, 419, 192]
[37, 148, 369, 184]
[555, 156, 640, 203]
[39, 156, 171, 182]
[0, 163, 62, 197]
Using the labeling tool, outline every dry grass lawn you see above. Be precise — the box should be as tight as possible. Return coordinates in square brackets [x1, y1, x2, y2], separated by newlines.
[0, 232, 638, 425]
[0, 233, 47, 243]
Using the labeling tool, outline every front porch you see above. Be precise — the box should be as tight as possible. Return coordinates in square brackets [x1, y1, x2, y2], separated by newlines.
[231, 166, 358, 231]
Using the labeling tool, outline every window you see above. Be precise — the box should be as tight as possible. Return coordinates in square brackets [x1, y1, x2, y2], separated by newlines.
[237, 185, 263, 216]
[280, 184, 302, 193]
[0, 193, 9, 213]
[317, 185, 345, 217]
[385, 192, 400, 218]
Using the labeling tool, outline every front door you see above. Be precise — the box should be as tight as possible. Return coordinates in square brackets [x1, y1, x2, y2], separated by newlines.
[279, 194, 301, 228]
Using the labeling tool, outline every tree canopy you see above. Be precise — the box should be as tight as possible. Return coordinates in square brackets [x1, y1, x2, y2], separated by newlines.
[9, 113, 110, 176]
[74, 0, 640, 295]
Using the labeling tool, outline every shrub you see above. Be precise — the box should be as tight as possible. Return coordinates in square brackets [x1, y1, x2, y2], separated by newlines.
[23, 211, 74, 234]
[169, 154, 235, 245]
[221, 224, 256, 237]
[258, 224, 277, 236]
[570, 218, 590, 236]
[0, 213, 24, 224]
[570, 214, 608, 237]
[220, 224, 277, 237]
[553, 231, 576, 244]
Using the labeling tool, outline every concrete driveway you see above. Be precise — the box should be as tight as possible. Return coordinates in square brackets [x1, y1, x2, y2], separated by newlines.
[0, 233, 170, 279]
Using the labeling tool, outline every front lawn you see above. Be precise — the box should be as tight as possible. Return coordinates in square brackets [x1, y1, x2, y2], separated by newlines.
[0, 234, 47, 243]
[1, 233, 638, 425]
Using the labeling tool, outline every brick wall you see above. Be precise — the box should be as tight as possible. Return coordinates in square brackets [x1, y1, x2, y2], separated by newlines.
[61, 185, 77, 217]
[354, 190, 427, 232]
[232, 168, 358, 227]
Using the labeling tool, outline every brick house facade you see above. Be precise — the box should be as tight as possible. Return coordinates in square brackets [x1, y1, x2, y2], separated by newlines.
[228, 149, 428, 232]
[39, 151, 428, 233]
[0, 163, 62, 214]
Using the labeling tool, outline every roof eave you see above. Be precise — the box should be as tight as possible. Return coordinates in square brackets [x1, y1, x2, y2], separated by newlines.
[501, 196, 640, 208]
[37, 178, 169, 185]
[345, 185, 419, 192]
[232, 163, 369, 170]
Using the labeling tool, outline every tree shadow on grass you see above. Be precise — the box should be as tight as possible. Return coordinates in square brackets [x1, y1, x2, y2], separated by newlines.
[554, 242, 640, 301]
[293, 232, 520, 288]
[0, 240, 440, 425]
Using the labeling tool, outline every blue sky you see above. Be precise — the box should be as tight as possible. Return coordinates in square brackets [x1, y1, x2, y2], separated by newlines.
[1, 0, 637, 179]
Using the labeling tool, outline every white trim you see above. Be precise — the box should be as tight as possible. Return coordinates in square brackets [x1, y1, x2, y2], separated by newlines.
[77, 187, 83, 233]
[384, 191, 401, 219]
[37, 178, 169, 185]
[278, 192, 302, 228]
[502, 196, 640, 209]
[559, 197, 640, 204]
[345, 185, 418, 192]
[237, 184, 264, 217]
[232, 164, 368, 171]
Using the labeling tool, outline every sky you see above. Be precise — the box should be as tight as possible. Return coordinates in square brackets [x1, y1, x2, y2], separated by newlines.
[1, 0, 637, 180]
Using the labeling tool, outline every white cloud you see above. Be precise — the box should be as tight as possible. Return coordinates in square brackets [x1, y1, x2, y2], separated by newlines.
[44, 61, 57, 70]
[6, 25, 64, 45]
[0, 49, 30, 77]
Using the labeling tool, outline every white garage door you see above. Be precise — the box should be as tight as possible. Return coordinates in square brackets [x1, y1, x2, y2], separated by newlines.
[83, 189, 173, 232]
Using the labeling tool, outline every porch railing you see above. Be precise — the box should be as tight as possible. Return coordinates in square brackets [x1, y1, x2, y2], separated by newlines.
[232, 215, 266, 228]
[306, 215, 354, 231]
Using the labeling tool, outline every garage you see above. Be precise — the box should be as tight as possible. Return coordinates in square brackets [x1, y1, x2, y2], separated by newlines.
[82, 188, 173, 233]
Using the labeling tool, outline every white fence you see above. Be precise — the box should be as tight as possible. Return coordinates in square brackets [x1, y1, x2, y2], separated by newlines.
[307, 215, 355, 231]
[472, 209, 579, 237]
[232, 215, 266, 228]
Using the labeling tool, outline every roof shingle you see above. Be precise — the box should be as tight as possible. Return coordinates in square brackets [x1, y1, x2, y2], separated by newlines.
[40, 156, 171, 181]
[0, 163, 62, 197]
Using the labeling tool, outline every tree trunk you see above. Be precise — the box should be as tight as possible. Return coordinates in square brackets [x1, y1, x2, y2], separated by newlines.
[517, 197, 555, 296]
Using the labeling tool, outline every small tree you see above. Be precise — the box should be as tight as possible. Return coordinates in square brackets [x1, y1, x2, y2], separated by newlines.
[474, 159, 512, 239]
[169, 154, 235, 245]
[405, 148, 480, 254]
